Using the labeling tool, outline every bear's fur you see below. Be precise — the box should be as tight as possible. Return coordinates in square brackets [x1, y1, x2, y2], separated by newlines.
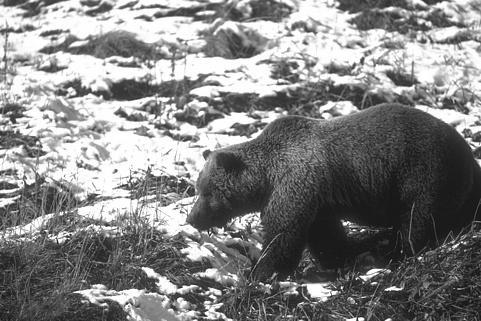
[186, 103, 481, 280]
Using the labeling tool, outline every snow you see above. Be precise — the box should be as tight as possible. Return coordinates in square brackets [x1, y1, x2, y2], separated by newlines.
[359, 269, 391, 283]
[195, 268, 239, 286]
[384, 285, 404, 292]
[141, 267, 178, 295]
[304, 283, 339, 301]
[2, 213, 57, 239]
[76, 287, 179, 321]
[180, 240, 216, 261]
[416, 105, 477, 127]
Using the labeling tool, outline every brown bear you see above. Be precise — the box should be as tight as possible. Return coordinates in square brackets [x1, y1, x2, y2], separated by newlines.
[186, 103, 481, 281]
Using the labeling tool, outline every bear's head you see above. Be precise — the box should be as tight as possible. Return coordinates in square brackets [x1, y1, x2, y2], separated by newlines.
[186, 149, 263, 230]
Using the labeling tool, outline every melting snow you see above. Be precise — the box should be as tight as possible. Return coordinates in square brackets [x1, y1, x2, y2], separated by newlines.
[304, 283, 339, 302]
[76, 287, 179, 321]
[2, 0, 481, 319]
[359, 269, 391, 283]
[141, 267, 178, 295]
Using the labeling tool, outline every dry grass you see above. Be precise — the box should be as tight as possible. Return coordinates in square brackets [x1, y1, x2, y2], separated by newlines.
[3, 173, 479, 321]
[1, 126, 480, 320]
[203, 29, 263, 59]
[0, 173, 77, 229]
[0, 167, 210, 321]
[219, 224, 481, 320]
[40, 31, 159, 60]
[0, 220, 209, 320]
[218, 0, 293, 22]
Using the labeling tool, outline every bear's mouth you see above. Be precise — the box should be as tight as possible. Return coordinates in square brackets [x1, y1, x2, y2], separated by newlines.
[186, 212, 231, 231]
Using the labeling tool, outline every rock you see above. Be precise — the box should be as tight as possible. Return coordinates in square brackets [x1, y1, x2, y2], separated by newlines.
[319, 100, 359, 117]
[39, 97, 84, 122]
[189, 86, 220, 99]
[116, 0, 138, 8]
[85, 0, 114, 15]
[429, 27, 474, 44]
[227, 0, 253, 19]
[174, 100, 224, 127]
[205, 20, 269, 59]
[207, 113, 257, 134]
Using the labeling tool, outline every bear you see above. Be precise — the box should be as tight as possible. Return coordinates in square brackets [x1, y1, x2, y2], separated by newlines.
[186, 103, 481, 281]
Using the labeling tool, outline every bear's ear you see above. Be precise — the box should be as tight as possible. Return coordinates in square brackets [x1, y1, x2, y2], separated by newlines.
[202, 149, 212, 159]
[216, 152, 245, 172]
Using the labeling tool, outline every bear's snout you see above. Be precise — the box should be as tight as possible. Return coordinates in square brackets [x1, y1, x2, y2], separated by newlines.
[187, 197, 232, 230]
[186, 200, 202, 227]
[185, 211, 195, 225]
[186, 211, 204, 230]
[186, 198, 212, 230]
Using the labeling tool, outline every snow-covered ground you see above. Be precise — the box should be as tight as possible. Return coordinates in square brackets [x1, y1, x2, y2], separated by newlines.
[1, 0, 481, 320]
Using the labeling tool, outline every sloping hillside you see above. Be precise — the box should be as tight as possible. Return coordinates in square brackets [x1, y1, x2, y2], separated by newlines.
[1, 0, 481, 320]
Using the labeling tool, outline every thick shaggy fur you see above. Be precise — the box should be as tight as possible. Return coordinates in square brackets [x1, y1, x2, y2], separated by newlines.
[186, 103, 481, 280]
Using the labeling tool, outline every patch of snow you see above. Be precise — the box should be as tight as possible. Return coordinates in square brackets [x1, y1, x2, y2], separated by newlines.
[1, 213, 56, 239]
[359, 269, 391, 283]
[207, 113, 257, 134]
[76, 287, 179, 321]
[180, 240, 215, 261]
[142, 267, 178, 294]
[0, 195, 20, 208]
[176, 285, 200, 295]
[157, 197, 198, 237]
[223, 237, 261, 261]
[205, 287, 222, 297]
[319, 100, 359, 117]
[174, 297, 191, 311]
[416, 105, 477, 127]
[189, 86, 220, 99]
[204, 302, 232, 321]
[384, 285, 403, 292]
[433, 0, 481, 25]
[77, 197, 140, 222]
[304, 283, 339, 301]
[428, 26, 468, 43]
[195, 268, 239, 286]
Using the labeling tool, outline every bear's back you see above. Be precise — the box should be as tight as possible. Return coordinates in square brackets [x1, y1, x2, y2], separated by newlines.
[257, 104, 470, 163]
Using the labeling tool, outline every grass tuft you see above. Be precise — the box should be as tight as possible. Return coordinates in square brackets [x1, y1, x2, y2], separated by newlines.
[0, 174, 77, 229]
[219, 0, 293, 22]
[386, 68, 418, 86]
[40, 31, 158, 60]
[349, 7, 465, 33]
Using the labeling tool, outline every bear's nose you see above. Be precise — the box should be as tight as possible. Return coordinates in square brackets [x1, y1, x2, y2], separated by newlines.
[186, 211, 199, 227]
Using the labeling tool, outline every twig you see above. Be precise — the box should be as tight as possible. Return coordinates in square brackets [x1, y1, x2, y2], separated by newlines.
[408, 202, 416, 255]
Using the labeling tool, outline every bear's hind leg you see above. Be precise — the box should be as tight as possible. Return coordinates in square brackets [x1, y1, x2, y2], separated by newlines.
[397, 199, 437, 256]
[307, 215, 347, 269]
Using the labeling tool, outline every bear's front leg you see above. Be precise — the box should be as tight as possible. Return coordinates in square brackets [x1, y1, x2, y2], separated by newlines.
[249, 190, 317, 281]
[250, 227, 307, 281]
